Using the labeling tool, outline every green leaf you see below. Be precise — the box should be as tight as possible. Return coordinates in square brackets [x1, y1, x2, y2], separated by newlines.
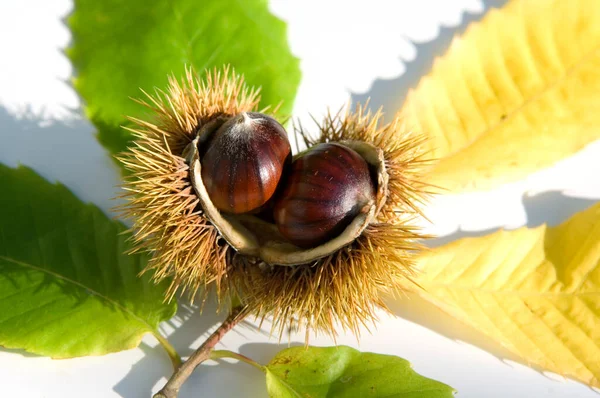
[67, 0, 301, 163]
[265, 346, 454, 398]
[0, 164, 176, 358]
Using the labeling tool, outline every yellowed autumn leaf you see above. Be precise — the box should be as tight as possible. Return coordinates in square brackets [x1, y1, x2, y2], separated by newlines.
[414, 202, 600, 387]
[400, 0, 600, 192]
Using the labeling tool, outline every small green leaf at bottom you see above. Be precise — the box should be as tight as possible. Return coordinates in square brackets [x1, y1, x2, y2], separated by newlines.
[265, 346, 454, 398]
[0, 164, 176, 358]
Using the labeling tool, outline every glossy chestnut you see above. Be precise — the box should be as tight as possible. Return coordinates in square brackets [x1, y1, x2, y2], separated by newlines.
[201, 112, 291, 214]
[273, 142, 376, 248]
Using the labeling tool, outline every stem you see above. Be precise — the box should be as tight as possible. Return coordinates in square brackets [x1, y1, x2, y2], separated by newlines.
[210, 349, 264, 372]
[153, 305, 247, 398]
[152, 330, 182, 370]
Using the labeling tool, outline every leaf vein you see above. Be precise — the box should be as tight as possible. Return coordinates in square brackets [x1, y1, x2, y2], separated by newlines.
[0, 296, 63, 326]
[0, 255, 155, 333]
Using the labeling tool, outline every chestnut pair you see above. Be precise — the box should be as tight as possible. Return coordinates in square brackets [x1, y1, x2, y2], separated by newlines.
[200, 112, 375, 249]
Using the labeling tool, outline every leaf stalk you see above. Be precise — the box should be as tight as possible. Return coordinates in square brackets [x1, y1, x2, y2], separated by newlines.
[152, 330, 182, 370]
[210, 349, 265, 372]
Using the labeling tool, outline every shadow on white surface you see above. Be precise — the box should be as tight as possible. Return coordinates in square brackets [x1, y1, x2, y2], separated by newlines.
[428, 191, 599, 248]
[173, 342, 303, 398]
[350, 0, 508, 119]
[522, 191, 598, 228]
[113, 341, 174, 398]
[112, 299, 297, 398]
[113, 300, 224, 397]
[0, 106, 122, 217]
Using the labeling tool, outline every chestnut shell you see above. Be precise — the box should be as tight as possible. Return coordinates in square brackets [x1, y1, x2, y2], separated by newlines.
[201, 112, 291, 214]
[274, 143, 376, 248]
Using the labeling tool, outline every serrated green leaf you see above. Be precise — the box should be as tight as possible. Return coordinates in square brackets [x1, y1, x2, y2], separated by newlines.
[0, 164, 176, 358]
[265, 346, 454, 398]
[67, 0, 301, 164]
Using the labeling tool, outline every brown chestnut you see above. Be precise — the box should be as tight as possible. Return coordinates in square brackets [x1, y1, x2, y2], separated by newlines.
[273, 142, 375, 248]
[201, 112, 291, 214]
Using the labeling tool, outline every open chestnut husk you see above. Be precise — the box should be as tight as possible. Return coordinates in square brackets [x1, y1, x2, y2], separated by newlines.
[120, 67, 427, 339]
[187, 122, 388, 265]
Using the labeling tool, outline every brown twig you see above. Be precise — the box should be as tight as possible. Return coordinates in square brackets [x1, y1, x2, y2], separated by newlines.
[153, 305, 248, 398]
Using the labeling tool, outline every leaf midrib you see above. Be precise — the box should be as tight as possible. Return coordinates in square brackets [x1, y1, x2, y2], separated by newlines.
[0, 255, 155, 333]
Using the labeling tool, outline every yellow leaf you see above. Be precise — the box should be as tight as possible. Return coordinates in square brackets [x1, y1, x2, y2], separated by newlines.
[414, 203, 600, 387]
[400, 0, 600, 192]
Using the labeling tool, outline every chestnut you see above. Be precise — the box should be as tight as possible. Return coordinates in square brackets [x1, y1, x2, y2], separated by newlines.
[201, 112, 291, 214]
[274, 142, 375, 248]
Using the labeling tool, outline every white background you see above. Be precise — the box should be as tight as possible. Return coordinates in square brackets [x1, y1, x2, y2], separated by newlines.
[1, 0, 600, 397]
